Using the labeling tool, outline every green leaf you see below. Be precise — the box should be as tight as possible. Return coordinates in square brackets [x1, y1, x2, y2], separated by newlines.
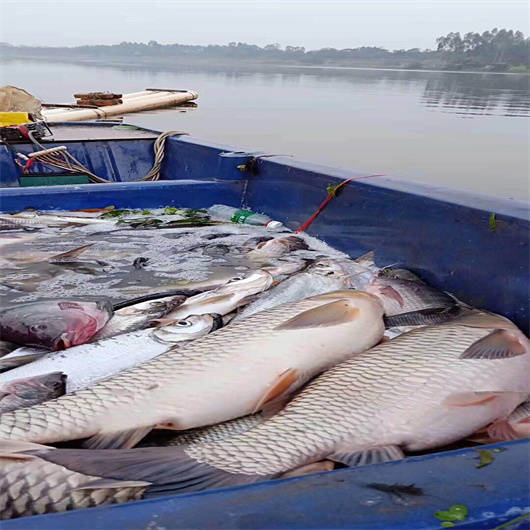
[141, 209, 152, 215]
[475, 449, 494, 468]
[435, 510, 457, 522]
[163, 206, 180, 215]
[449, 504, 469, 521]
[326, 183, 340, 197]
[441, 523, 455, 528]
[435, 504, 469, 525]
[489, 213, 497, 231]
[100, 209, 132, 218]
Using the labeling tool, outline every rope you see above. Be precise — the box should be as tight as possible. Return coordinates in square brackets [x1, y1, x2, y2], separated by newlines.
[19, 130, 187, 183]
[295, 174, 385, 234]
[139, 131, 186, 181]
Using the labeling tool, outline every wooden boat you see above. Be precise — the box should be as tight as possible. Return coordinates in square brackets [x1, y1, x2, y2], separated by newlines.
[0, 121, 528, 529]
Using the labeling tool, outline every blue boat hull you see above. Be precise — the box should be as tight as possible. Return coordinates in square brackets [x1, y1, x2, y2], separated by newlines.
[0, 122, 528, 528]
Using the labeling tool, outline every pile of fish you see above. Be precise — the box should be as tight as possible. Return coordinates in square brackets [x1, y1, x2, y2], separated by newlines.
[0, 207, 528, 520]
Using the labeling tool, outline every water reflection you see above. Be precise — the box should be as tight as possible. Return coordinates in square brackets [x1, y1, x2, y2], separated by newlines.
[422, 73, 529, 117]
[2, 59, 528, 198]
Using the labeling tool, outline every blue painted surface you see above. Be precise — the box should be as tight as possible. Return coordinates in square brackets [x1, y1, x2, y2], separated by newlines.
[0, 122, 529, 527]
[3, 440, 529, 529]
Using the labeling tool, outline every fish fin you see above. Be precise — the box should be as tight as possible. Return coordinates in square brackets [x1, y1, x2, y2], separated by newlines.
[377, 285, 404, 308]
[354, 251, 375, 267]
[34, 446, 268, 496]
[443, 391, 506, 407]
[253, 368, 298, 413]
[383, 306, 460, 328]
[47, 243, 94, 262]
[74, 478, 151, 491]
[460, 329, 527, 359]
[0, 440, 53, 453]
[83, 427, 153, 449]
[275, 300, 359, 330]
[486, 419, 520, 441]
[236, 294, 259, 306]
[0, 371, 66, 400]
[455, 310, 514, 329]
[0, 352, 47, 371]
[0, 452, 37, 462]
[280, 460, 335, 479]
[329, 445, 404, 467]
[261, 395, 293, 419]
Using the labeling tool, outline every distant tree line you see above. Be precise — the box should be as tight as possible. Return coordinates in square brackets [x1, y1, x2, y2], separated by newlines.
[436, 29, 528, 69]
[1, 28, 528, 72]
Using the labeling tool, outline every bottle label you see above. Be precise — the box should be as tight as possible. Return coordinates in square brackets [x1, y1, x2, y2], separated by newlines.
[231, 210, 255, 224]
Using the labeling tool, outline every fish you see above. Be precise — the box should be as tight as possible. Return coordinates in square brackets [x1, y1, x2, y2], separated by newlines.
[140, 413, 266, 448]
[154, 270, 274, 324]
[0, 315, 220, 394]
[247, 236, 309, 261]
[0, 299, 113, 350]
[468, 398, 530, 443]
[233, 259, 351, 322]
[66, 309, 528, 494]
[0, 232, 38, 249]
[0, 441, 149, 520]
[5, 211, 111, 227]
[0, 340, 18, 357]
[0, 290, 385, 448]
[93, 294, 188, 340]
[0, 372, 66, 414]
[0, 353, 48, 372]
[367, 268, 457, 317]
[5, 243, 95, 265]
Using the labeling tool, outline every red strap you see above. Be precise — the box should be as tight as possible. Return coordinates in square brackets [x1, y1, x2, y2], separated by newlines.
[295, 174, 384, 234]
[23, 158, 35, 174]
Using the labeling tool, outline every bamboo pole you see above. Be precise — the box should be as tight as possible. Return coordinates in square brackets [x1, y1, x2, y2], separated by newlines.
[43, 90, 198, 123]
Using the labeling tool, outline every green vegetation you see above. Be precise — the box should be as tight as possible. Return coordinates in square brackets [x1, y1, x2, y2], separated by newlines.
[1, 28, 527, 72]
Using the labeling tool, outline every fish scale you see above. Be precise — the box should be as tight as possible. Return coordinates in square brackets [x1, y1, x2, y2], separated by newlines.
[183, 318, 529, 476]
[0, 292, 383, 444]
[1, 454, 146, 519]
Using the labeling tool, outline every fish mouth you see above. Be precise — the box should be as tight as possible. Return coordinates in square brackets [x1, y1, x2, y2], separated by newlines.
[210, 314, 224, 332]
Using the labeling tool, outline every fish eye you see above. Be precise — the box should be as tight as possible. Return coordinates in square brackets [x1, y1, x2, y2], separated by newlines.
[30, 324, 48, 331]
[176, 320, 192, 327]
[228, 276, 244, 283]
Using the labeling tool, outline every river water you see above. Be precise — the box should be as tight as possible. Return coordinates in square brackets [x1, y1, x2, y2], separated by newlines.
[2, 59, 529, 200]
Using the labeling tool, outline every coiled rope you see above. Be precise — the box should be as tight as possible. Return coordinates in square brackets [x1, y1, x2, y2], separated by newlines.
[19, 130, 187, 183]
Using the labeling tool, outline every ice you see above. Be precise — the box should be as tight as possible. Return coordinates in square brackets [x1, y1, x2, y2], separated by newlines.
[0, 208, 351, 306]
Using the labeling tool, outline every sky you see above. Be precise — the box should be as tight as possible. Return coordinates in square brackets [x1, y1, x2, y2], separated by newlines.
[0, 0, 528, 50]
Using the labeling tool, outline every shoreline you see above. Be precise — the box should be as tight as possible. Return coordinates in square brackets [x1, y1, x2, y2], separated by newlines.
[2, 55, 529, 76]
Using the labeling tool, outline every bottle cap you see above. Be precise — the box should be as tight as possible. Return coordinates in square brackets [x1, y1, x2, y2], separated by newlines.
[265, 221, 283, 231]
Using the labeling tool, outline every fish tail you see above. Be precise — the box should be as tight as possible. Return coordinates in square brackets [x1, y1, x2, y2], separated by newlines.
[32, 446, 271, 496]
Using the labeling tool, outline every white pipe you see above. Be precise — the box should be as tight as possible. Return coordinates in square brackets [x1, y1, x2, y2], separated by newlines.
[43, 90, 198, 123]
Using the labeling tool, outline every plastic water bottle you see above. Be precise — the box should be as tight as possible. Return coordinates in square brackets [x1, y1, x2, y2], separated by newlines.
[208, 205, 284, 231]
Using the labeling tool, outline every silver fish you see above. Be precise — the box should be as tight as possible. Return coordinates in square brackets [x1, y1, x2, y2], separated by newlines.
[6, 211, 110, 227]
[0, 232, 38, 250]
[0, 372, 66, 413]
[154, 270, 274, 325]
[367, 270, 456, 317]
[0, 290, 384, 449]
[247, 236, 309, 261]
[0, 441, 148, 520]
[0, 315, 219, 393]
[93, 294, 187, 340]
[233, 260, 350, 322]
[76, 310, 528, 494]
